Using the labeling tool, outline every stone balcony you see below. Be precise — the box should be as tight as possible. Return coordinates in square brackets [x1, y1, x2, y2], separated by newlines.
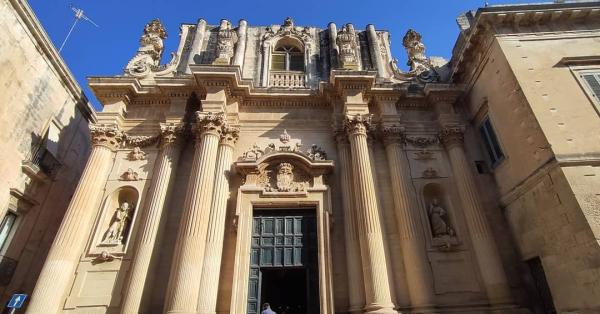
[269, 71, 306, 88]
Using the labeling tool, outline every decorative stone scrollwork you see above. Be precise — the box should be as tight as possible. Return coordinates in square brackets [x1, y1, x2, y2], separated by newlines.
[263, 17, 311, 42]
[121, 168, 139, 181]
[125, 18, 179, 78]
[413, 149, 435, 160]
[438, 126, 465, 147]
[336, 24, 359, 70]
[220, 125, 240, 147]
[422, 167, 439, 179]
[124, 134, 160, 148]
[380, 125, 406, 145]
[101, 201, 133, 245]
[213, 19, 238, 65]
[128, 147, 146, 161]
[159, 122, 183, 147]
[406, 136, 438, 147]
[258, 162, 310, 193]
[90, 124, 124, 151]
[240, 130, 326, 162]
[343, 114, 373, 136]
[196, 112, 226, 137]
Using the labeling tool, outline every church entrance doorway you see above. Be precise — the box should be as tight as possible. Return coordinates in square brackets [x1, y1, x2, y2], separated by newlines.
[247, 209, 319, 314]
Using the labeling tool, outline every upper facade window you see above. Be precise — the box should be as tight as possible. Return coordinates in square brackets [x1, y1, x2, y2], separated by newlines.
[479, 116, 505, 167]
[581, 72, 600, 104]
[271, 45, 304, 72]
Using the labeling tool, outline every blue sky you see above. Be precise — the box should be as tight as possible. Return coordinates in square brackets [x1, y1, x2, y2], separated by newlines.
[29, 0, 533, 110]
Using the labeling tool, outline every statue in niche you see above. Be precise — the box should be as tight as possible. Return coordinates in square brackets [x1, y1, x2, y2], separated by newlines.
[102, 201, 133, 245]
[428, 198, 455, 238]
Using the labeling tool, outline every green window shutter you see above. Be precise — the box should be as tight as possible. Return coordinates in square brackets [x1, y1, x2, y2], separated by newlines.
[271, 54, 285, 70]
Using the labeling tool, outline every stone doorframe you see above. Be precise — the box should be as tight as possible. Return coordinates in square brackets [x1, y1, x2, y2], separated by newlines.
[230, 151, 335, 314]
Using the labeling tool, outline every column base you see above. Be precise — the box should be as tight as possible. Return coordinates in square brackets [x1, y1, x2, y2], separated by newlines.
[364, 303, 398, 314]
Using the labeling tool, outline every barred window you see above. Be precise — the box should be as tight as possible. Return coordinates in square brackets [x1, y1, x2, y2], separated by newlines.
[581, 72, 600, 103]
[271, 45, 304, 71]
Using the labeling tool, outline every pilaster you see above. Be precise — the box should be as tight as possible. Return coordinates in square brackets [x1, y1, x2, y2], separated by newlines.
[164, 112, 224, 314]
[28, 124, 123, 313]
[438, 125, 513, 305]
[120, 122, 183, 314]
[344, 114, 397, 314]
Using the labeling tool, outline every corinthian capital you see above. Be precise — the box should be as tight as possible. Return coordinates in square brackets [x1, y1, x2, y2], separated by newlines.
[343, 114, 373, 136]
[159, 122, 183, 148]
[380, 125, 406, 146]
[196, 112, 225, 137]
[438, 126, 465, 147]
[90, 124, 124, 150]
[220, 125, 240, 147]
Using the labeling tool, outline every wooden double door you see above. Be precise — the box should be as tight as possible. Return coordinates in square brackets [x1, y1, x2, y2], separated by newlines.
[247, 209, 319, 314]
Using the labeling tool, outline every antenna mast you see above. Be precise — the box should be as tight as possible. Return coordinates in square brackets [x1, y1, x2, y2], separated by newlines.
[58, 5, 99, 53]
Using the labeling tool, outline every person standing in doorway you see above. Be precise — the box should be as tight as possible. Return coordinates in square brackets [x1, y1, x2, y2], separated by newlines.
[262, 302, 277, 314]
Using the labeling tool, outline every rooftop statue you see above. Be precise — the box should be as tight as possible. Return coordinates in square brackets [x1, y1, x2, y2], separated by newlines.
[390, 29, 439, 83]
[125, 18, 178, 77]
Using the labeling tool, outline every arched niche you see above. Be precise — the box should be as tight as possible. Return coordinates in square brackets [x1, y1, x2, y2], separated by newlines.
[89, 186, 140, 257]
[423, 182, 460, 251]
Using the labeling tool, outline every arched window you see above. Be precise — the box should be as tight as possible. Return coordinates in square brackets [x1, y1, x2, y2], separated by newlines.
[271, 45, 304, 71]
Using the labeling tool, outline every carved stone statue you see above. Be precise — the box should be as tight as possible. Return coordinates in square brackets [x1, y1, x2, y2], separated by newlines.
[214, 19, 238, 65]
[102, 201, 133, 245]
[428, 198, 455, 238]
[403, 29, 433, 76]
[276, 163, 294, 192]
[128, 147, 146, 161]
[336, 24, 359, 70]
[125, 19, 167, 75]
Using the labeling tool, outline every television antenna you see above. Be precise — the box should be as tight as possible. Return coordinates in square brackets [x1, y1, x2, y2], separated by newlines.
[58, 5, 99, 53]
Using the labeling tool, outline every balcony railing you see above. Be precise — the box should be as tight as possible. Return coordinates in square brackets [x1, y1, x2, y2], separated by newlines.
[269, 71, 306, 88]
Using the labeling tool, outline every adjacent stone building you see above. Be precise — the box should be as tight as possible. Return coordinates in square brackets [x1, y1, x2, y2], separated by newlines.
[23, 1, 600, 313]
[0, 0, 95, 309]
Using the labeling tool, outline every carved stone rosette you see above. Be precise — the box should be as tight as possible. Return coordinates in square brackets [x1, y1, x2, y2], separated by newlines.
[159, 122, 183, 148]
[220, 125, 240, 147]
[380, 125, 406, 146]
[90, 124, 124, 151]
[195, 112, 226, 138]
[343, 114, 373, 136]
[438, 126, 465, 147]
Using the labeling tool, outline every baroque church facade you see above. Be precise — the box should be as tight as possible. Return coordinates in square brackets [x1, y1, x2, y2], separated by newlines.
[19, 1, 600, 313]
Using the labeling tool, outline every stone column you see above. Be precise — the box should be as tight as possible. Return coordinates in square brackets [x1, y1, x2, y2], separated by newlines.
[165, 112, 224, 314]
[197, 126, 239, 314]
[439, 126, 512, 305]
[233, 20, 248, 67]
[328, 22, 338, 69]
[186, 19, 207, 71]
[120, 123, 183, 314]
[344, 114, 397, 314]
[381, 126, 436, 310]
[27, 124, 123, 313]
[335, 130, 365, 314]
[366, 24, 385, 78]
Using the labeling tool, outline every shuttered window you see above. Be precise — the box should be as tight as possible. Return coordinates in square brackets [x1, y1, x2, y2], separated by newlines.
[479, 116, 505, 167]
[581, 72, 600, 103]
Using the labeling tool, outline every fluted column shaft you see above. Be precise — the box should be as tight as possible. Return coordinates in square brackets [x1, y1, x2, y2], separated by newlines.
[381, 127, 436, 309]
[120, 123, 183, 314]
[165, 113, 224, 314]
[28, 125, 122, 314]
[335, 132, 365, 314]
[345, 115, 396, 314]
[439, 127, 512, 304]
[197, 127, 239, 314]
